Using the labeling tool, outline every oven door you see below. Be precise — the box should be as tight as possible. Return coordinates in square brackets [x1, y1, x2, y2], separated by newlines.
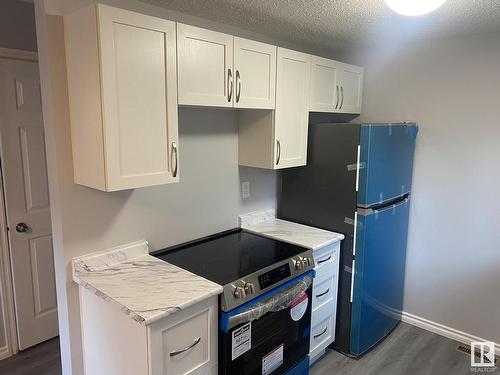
[220, 272, 313, 375]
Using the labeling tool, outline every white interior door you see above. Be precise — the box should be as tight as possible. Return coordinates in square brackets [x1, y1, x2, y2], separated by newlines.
[0, 58, 58, 350]
[233, 37, 276, 109]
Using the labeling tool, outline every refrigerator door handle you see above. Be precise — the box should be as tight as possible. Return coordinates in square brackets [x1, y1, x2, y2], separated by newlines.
[350, 260, 355, 303]
[355, 145, 361, 192]
[357, 197, 410, 217]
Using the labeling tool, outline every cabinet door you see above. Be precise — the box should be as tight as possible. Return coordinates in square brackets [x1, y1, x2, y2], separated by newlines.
[310, 56, 340, 112]
[177, 24, 234, 107]
[274, 48, 311, 169]
[149, 297, 218, 375]
[98, 5, 179, 190]
[338, 63, 363, 114]
[233, 37, 276, 109]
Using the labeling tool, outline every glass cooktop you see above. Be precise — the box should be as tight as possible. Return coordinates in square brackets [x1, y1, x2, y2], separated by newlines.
[152, 229, 308, 285]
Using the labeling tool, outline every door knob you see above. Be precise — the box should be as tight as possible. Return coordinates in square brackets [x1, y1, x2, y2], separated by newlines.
[15, 223, 30, 233]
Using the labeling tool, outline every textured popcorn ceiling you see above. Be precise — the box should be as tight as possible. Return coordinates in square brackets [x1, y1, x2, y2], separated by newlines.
[140, 0, 500, 53]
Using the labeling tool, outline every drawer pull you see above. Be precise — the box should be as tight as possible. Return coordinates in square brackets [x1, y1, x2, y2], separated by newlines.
[169, 337, 201, 357]
[315, 288, 330, 298]
[313, 326, 328, 340]
[317, 255, 332, 264]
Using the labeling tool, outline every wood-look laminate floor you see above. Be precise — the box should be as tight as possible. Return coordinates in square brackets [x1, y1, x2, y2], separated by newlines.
[0, 337, 61, 375]
[311, 322, 476, 375]
[0, 324, 482, 375]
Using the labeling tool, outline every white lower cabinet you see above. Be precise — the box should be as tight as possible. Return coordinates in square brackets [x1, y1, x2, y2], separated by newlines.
[80, 287, 218, 375]
[309, 241, 341, 365]
[149, 298, 218, 375]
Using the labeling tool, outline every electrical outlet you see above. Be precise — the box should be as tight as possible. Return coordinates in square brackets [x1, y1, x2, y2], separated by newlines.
[241, 181, 250, 199]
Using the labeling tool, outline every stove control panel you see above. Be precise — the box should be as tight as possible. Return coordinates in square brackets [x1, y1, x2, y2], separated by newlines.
[258, 263, 291, 290]
[221, 249, 314, 312]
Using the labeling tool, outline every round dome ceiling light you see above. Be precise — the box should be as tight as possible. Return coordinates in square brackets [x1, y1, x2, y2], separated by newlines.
[384, 0, 447, 16]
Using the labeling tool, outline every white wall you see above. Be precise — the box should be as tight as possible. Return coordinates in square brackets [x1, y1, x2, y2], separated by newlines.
[351, 32, 500, 344]
[35, 2, 282, 373]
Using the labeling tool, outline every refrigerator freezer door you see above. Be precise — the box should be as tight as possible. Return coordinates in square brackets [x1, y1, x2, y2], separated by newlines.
[358, 124, 417, 207]
[350, 198, 410, 356]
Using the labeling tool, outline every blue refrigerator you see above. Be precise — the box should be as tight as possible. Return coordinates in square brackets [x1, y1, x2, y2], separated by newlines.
[278, 122, 418, 357]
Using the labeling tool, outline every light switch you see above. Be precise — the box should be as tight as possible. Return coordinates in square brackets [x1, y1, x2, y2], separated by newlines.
[241, 181, 250, 199]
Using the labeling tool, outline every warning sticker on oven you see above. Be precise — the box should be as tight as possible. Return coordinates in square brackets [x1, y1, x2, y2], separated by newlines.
[290, 292, 308, 321]
[262, 344, 284, 375]
[232, 322, 252, 361]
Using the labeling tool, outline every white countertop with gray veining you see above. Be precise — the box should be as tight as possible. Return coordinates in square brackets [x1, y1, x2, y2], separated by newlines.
[240, 209, 344, 250]
[72, 241, 222, 325]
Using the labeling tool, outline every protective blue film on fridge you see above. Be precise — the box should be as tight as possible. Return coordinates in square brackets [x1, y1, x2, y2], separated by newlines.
[358, 124, 417, 207]
[350, 198, 410, 356]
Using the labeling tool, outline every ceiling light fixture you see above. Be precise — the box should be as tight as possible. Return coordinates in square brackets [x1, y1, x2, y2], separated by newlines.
[384, 0, 447, 16]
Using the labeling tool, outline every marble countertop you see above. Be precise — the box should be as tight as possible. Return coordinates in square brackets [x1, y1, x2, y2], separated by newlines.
[72, 241, 222, 325]
[240, 209, 344, 250]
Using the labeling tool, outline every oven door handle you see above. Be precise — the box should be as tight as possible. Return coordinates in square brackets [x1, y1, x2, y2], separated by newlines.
[227, 274, 313, 331]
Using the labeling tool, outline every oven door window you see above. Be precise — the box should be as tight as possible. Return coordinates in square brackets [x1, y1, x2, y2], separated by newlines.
[220, 274, 313, 375]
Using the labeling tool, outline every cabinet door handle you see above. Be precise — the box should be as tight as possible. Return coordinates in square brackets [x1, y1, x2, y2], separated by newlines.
[335, 85, 339, 109]
[236, 70, 241, 103]
[171, 142, 178, 178]
[169, 337, 201, 357]
[228, 68, 233, 103]
[315, 288, 330, 298]
[276, 140, 281, 165]
[317, 255, 332, 264]
[313, 327, 328, 340]
[340, 85, 344, 109]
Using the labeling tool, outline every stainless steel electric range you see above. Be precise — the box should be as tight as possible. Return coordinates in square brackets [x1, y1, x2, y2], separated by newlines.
[153, 228, 314, 375]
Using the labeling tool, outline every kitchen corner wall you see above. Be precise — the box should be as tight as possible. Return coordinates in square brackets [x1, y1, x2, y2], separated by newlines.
[343, 32, 500, 345]
[36, 6, 278, 374]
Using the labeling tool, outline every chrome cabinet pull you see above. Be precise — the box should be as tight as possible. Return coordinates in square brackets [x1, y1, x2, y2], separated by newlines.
[335, 85, 339, 109]
[314, 327, 328, 340]
[236, 70, 241, 103]
[340, 85, 344, 109]
[228, 68, 233, 102]
[315, 288, 330, 298]
[171, 142, 178, 178]
[276, 140, 281, 165]
[169, 337, 201, 357]
[317, 255, 332, 264]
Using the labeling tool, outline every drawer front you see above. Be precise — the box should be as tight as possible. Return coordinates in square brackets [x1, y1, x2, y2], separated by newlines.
[313, 242, 339, 270]
[310, 306, 335, 359]
[312, 273, 335, 312]
[149, 297, 218, 375]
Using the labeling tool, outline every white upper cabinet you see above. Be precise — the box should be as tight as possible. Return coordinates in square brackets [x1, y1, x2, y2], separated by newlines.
[239, 48, 310, 169]
[274, 48, 311, 168]
[310, 56, 340, 112]
[338, 63, 364, 114]
[310, 58, 363, 114]
[64, 4, 179, 191]
[177, 25, 276, 109]
[233, 37, 276, 109]
[177, 24, 233, 107]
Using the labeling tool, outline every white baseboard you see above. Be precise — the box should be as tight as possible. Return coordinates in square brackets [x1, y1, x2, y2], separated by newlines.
[402, 311, 500, 356]
[0, 345, 12, 361]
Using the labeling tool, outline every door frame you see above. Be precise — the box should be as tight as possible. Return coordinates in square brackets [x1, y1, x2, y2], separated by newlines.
[0, 47, 39, 360]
